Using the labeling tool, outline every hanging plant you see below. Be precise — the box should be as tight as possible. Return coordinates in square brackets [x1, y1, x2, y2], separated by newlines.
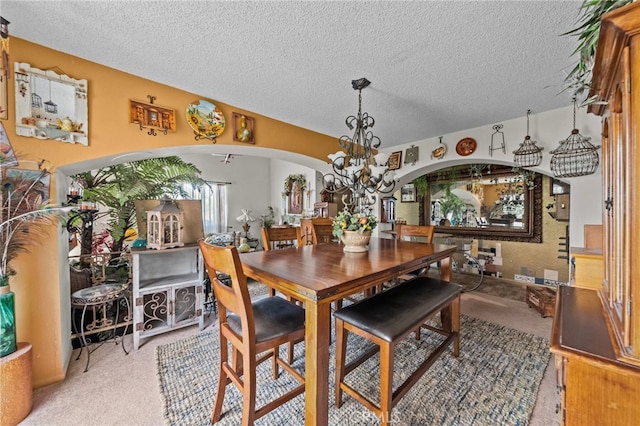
[561, 0, 632, 104]
[412, 175, 429, 199]
[283, 174, 307, 195]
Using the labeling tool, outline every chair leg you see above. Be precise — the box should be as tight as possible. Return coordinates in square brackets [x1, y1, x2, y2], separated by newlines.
[414, 326, 421, 340]
[451, 297, 460, 357]
[334, 318, 347, 407]
[273, 346, 280, 379]
[240, 353, 258, 426]
[212, 336, 229, 423]
[379, 342, 394, 426]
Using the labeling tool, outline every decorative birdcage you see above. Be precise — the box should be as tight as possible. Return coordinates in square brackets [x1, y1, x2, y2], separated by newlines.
[550, 99, 600, 177]
[146, 198, 184, 250]
[513, 110, 543, 167]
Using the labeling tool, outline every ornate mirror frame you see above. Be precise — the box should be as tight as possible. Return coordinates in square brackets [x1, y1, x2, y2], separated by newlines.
[424, 165, 543, 243]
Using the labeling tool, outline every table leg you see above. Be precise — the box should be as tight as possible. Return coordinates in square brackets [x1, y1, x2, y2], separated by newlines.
[304, 299, 331, 425]
[439, 255, 452, 282]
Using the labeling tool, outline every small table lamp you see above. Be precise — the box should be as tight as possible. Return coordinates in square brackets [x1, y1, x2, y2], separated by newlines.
[236, 209, 255, 238]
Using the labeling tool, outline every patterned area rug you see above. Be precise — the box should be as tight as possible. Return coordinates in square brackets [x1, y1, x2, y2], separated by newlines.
[156, 315, 549, 425]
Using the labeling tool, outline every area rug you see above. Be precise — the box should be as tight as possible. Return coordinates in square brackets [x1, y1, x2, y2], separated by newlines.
[156, 315, 549, 425]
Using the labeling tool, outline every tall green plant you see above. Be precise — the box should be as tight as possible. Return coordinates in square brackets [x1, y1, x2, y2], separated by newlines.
[437, 184, 471, 225]
[562, 0, 632, 103]
[74, 156, 205, 254]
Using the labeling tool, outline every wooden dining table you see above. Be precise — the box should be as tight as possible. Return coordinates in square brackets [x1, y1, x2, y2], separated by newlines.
[240, 237, 457, 425]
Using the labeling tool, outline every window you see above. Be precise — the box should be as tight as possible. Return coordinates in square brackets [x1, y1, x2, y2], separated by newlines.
[181, 182, 228, 234]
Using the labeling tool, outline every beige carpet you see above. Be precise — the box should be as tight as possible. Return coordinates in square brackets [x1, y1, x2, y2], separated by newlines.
[22, 281, 559, 426]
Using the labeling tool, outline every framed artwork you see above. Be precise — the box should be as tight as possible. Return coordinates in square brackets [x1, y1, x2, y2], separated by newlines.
[129, 98, 176, 134]
[388, 151, 402, 170]
[232, 112, 255, 144]
[4, 168, 50, 214]
[550, 178, 570, 195]
[404, 145, 419, 165]
[14, 62, 88, 145]
[400, 183, 416, 203]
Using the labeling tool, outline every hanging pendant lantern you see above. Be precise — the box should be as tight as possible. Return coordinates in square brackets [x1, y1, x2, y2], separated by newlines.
[550, 98, 600, 177]
[44, 79, 58, 114]
[30, 76, 42, 109]
[513, 109, 543, 167]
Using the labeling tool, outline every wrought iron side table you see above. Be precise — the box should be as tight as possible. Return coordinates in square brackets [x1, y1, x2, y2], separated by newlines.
[71, 283, 131, 372]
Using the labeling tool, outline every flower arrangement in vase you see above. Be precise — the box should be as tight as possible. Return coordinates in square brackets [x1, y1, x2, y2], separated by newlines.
[332, 210, 378, 252]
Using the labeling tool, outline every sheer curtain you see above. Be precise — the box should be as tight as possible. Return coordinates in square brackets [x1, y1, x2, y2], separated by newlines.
[182, 182, 228, 235]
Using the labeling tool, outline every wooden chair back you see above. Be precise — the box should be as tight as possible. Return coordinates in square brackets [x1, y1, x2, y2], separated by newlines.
[396, 224, 435, 243]
[311, 218, 334, 245]
[261, 226, 303, 251]
[198, 240, 254, 341]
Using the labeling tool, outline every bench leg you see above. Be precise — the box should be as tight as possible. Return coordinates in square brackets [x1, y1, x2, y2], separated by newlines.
[334, 318, 347, 407]
[379, 342, 394, 426]
[451, 296, 460, 357]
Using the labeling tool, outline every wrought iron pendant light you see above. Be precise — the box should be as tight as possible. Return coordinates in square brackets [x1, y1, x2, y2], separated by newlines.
[322, 78, 396, 214]
[513, 109, 543, 167]
[550, 98, 600, 177]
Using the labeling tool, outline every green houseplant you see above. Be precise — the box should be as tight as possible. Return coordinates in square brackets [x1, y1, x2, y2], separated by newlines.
[562, 0, 633, 103]
[72, 156, 205, 257]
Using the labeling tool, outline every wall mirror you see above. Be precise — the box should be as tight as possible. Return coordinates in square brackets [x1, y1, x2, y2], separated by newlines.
[14, 62, 88, 146]
[422, 164, 542, 242]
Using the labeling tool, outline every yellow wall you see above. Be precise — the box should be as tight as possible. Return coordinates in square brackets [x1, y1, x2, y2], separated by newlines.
[5, 38, 338, 386]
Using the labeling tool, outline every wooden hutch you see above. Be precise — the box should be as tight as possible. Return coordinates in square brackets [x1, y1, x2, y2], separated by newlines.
[550, 3, 640, 424]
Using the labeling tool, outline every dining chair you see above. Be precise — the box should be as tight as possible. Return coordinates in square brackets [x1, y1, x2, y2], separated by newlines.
[310, 218, 334, 245]
[395, 224, 435, 278]
[198, 240, 306, 425]
[261, 226, 303, 296]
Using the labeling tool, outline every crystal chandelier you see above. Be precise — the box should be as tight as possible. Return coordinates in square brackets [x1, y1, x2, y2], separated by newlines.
[322, 78, 396, 214]
[550, 98, 600, 177]
[513, 109, 543, 167]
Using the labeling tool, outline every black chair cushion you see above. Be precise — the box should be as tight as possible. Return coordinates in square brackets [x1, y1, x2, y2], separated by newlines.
[228, 296, 305, 343]
[333, 277, 462, 343]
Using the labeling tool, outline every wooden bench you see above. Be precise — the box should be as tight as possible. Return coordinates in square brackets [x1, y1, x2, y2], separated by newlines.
[333, 277, 462, 425]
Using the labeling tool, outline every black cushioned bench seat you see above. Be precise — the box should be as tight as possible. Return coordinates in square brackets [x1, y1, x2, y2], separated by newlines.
[333, 276, 462, 426]
[333, 277, 462, 342]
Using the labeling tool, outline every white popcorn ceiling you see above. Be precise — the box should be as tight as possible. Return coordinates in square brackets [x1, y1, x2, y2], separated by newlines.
[2, 1, 582, 148]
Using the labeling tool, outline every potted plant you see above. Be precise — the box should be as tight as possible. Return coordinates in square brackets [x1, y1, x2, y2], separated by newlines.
[332, 210, 378, 252]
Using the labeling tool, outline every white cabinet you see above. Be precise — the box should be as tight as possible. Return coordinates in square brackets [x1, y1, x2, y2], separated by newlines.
[132, 244, 204, 350]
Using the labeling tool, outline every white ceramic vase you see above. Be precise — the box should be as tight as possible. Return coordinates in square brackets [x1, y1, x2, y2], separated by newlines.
[340, 230, 372, 253]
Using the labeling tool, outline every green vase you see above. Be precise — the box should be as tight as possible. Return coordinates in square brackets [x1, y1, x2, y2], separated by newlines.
[0, 285, 17, 357]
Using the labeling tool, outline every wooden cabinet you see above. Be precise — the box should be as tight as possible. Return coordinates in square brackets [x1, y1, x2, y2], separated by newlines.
[551, 4, 640, 425]
[551, 287, 640, 425]
[570, 247, 604, 290]
[380, 196, 396, 223]
[588, 1, 640, 366]
[132, 244, 204, 350]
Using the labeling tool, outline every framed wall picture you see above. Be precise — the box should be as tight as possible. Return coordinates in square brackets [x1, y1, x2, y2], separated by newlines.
[388, 151, 402, 170]
[400, 183, 416, 203]
[14, 62, 89, 145]
[232, 112, 254, 144]
[550, 178, 570, 195]
[129, 98, 176, 134]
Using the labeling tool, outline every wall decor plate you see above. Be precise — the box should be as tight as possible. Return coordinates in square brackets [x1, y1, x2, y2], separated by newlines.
[431, 142, 447, 160]
[186, 100, 225, 139]
[456, 137, 477, 156]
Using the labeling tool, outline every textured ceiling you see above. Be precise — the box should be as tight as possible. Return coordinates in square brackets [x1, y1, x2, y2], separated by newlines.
[2, 1, 582, 149]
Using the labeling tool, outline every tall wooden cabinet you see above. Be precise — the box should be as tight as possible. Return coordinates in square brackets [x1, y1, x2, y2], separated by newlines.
[551, 3, 640, 424]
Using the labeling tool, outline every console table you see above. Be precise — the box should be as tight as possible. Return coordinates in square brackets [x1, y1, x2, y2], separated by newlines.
[131, 244, 204, 350]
